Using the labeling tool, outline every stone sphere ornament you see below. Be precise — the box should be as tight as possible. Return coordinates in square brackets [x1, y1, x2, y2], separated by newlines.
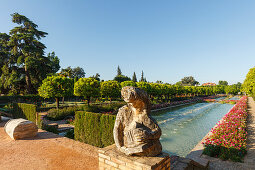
[113, 86, 162, 156]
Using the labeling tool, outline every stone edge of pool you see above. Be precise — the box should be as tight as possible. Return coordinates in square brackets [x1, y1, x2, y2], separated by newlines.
[184, 104, 235, 169]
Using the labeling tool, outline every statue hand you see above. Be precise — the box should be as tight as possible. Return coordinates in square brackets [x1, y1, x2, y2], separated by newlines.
[133, 128, 147, 143]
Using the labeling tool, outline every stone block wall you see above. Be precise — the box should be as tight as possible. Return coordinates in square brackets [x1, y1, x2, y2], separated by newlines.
[99, 145, 170, 170]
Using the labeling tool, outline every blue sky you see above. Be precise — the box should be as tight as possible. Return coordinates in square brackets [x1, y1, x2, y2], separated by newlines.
[1, 0, 255, 85]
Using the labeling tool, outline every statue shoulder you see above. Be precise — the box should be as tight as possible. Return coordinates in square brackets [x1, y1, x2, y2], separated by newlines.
[116, 105, 132, 122]
[117, 105, 129, 114]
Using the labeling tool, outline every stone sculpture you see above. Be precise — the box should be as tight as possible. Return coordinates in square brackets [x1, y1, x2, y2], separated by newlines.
[114, 86, 162, 156]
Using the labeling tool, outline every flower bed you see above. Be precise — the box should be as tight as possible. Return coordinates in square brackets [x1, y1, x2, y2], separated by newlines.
[202, 96, 248, 162]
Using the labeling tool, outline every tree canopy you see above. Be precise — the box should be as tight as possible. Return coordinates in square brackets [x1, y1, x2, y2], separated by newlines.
[242, 67, 255, 96]
[38, 76, 73, 108]
[218, 80, 228, 86]
[60, 66, 85, 79]
[0, 13, 60, 95]
[179, 76, 199, 86]
[74, 78, 100, 105]
[100, 80, 121, 100]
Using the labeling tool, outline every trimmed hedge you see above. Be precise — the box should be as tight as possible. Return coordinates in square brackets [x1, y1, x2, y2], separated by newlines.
[100, 114, 116, 146]
[11, 103, 43, 128]
[74, 111, 116, 147]
[12, 103, 37, 122]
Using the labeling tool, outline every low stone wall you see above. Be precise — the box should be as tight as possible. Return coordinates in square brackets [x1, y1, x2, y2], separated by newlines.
[151, 102, 197, 113]
[98, 145, 170, 170]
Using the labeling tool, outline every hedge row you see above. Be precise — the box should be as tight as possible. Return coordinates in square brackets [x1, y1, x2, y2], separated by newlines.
[11, 103, 43, 128]
[74, 111, 116, 147]
[12, 103, 37, 122]
[47, 102, 125, 120]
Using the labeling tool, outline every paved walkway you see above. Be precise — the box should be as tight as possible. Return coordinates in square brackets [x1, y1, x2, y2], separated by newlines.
[202, 97, 255, 170]
[0, 120, 98, 170]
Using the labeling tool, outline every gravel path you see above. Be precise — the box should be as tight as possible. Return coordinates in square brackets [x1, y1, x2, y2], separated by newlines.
[0, 120, 98, 170]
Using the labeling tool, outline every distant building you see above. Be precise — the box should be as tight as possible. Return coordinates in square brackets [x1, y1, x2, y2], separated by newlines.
[202, 82, 216, 86]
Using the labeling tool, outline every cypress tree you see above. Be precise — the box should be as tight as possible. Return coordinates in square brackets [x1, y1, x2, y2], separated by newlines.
[140, 71, 146, 82]
[132, 72, 137, 82]
[117, 65, 122, 76]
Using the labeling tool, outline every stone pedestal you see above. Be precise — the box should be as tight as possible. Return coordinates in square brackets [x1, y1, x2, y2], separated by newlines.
[99, 145, 170, 170]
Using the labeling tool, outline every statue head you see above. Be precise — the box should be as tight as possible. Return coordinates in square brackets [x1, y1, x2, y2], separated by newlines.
[121, 86, 151, 113]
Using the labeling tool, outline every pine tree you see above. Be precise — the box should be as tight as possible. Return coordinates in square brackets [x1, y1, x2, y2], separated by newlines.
[9, 13, 48, 93]
[132, 72, 137, 82]
[117, 65, 122, 76]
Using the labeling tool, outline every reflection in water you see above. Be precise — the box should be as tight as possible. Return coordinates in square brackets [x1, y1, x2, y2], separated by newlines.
[153, 102, 233, 157]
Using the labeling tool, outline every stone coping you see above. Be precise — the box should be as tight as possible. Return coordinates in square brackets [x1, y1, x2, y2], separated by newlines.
[151, 102, 197, 113]
[98, 144, 170, 170]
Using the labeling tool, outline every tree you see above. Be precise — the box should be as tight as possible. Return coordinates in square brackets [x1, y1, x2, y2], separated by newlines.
[218, 80, 228, 86]
[8, 13, 48, 94]
[100, 81, 121, 101]
[120, 81, 137, 88]
[140, 71, 146, 82]
[136, 82, 151, 94]
[47, 52, 60, 73]
[38, 76, 73, 109]
[242, 67, 255, 95]
[236, 82, 242, 89]
[90, 73, 100, 81]
[113, 75, 131, 83]
[132, 72, 137, 82]
[74, 78, 100, 106]
[117, 65, 122, 76]
[225, 85, 240, 95]
[60, 66, 85, 79]
[156, 80, 163, 84]
[180, 76, 199, 86]
[73, 67, 85, 78]
[0, 33, 11, 75]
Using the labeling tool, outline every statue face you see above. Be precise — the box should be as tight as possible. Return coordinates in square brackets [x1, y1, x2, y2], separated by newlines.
[129, 100, 145, 114]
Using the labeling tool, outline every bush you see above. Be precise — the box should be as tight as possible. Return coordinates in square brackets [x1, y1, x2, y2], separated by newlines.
[47, 106, 79, 120]
[42, 124, 59, 134]
[80, 102, 125, 114]
[65, 129, 74, 139]
[74, 111, 116, 147]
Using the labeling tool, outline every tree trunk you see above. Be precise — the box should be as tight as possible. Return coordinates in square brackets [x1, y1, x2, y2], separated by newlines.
[56, 98, 59, 109]
[24, 64, 32, 94]
[62, 97, 65, 104]
[87, 97, 90, 106]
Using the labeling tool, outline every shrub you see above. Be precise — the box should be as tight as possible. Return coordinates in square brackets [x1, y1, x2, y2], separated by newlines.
[42, 124, 59, 134]
[74, 111, 116, 147]
[47, 106, 79, 120]
[65, 129, 74, 139]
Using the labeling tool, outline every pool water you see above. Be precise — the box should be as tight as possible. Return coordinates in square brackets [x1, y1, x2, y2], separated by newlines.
[153, 102, 234, 157]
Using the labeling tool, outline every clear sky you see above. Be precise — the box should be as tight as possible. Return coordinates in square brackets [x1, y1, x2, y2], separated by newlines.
[1, 0, 255, 85]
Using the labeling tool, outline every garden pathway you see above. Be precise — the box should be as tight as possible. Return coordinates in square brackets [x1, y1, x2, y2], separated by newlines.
[0, 120, 98, 170]
[202, 97, 255, 170]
